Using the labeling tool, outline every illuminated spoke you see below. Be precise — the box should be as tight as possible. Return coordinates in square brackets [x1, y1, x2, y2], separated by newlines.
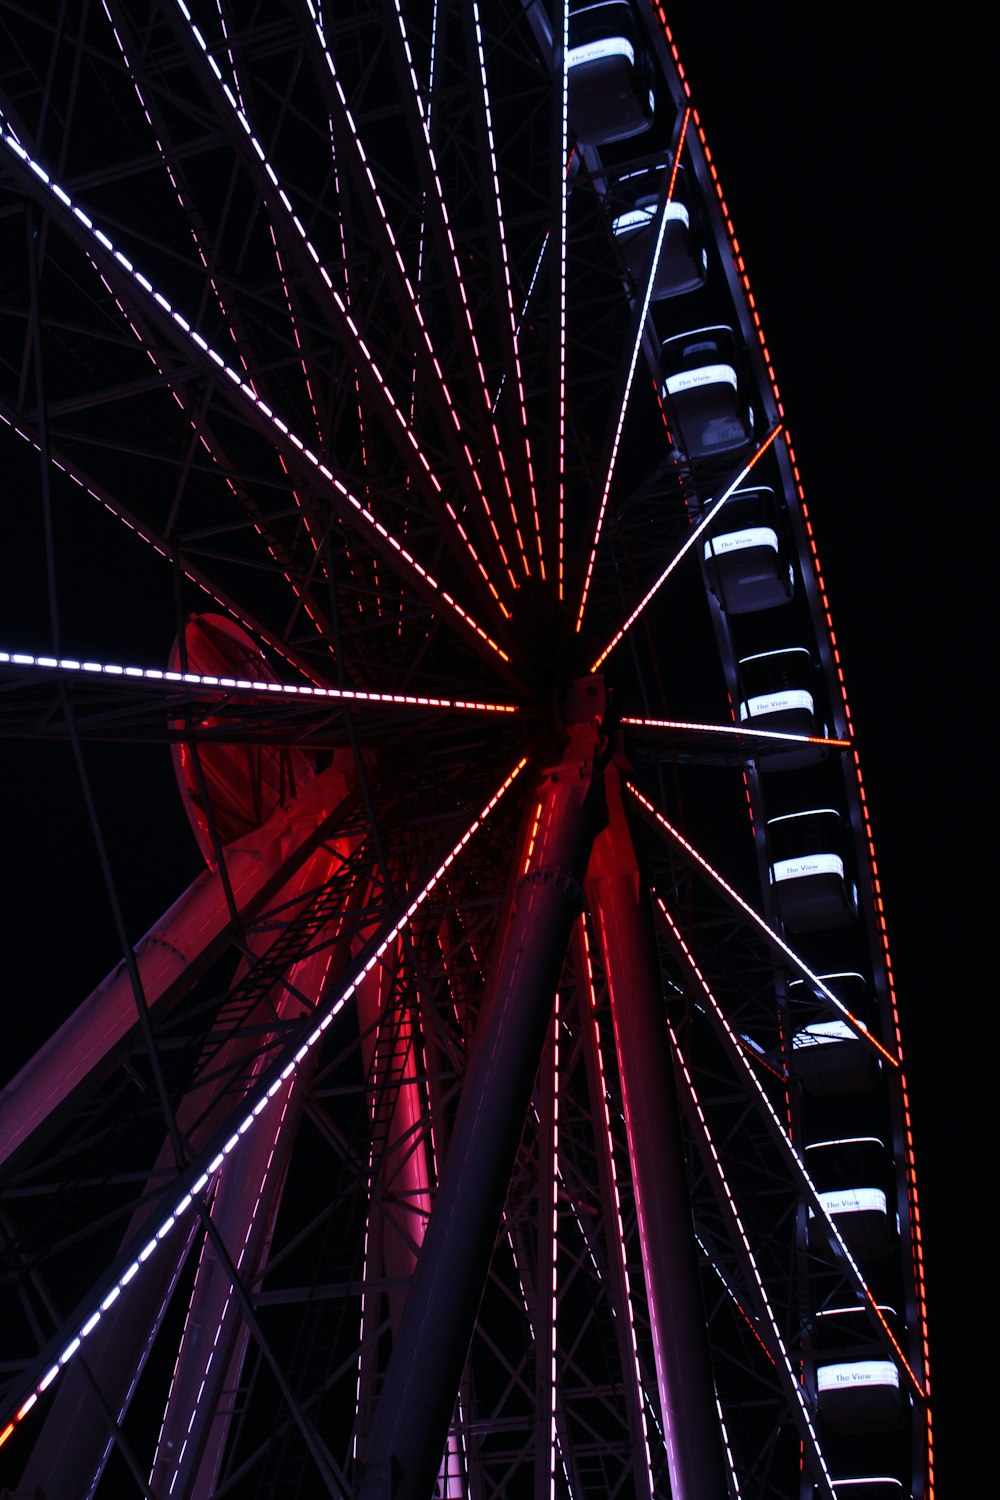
[591, 426, 782, 672]
[626, 779, 896, 1067]
[656, 897, 924, 1398]
[575, 109, 692, 634]
[0, 755, 528, 1445]
[667, 1020, 835, 1498]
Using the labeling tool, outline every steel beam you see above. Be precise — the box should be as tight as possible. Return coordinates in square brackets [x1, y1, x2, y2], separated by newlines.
[356, 687, 607, 1500]
[585, 763, 727, 1500]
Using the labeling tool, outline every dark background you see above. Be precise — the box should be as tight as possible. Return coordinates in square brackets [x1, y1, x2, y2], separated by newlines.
[665, 4, 990, 1487]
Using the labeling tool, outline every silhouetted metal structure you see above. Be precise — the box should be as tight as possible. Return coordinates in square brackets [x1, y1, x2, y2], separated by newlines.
[0, 3, 931, 1496]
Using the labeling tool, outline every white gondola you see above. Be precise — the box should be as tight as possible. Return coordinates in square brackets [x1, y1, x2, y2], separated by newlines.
[793, 1020, 879, 1095]
[768, 808, 856, 930]
[611, 162, 706, 299]
[817, 1360, 903, 1431]
[807, 1137, 893, 1257]
[703, 487, 792, 615]
[738, 647, 826, 769]
[567, 2, 654, 147]
[660, 325, 753, 461]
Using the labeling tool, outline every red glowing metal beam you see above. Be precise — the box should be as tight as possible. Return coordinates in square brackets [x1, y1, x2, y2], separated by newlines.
[574, 108, 692, 635]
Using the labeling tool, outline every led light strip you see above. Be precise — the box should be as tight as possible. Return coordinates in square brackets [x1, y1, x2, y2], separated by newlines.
[621, 715, 847, 749]
[547, 998, 560, 1499]
[578, 919, 656, 1490]
[0, 650, 518, 715]
[0, 756, 529, 1449]
[390, 0, 522, 595]
[575, 111, 691, 634]
[299, 0, 514, 615]
[471, 0, 540, 581]
[0, 123, 512, 666]
[666, 1017, 834, 1494]
[626, 781, 896, 1068]
[558, 0, 569, 600]
[656, 898, 923, 1397]
[591, 425, 781, 671]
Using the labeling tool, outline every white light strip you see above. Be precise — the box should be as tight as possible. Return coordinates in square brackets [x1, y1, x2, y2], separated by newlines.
[472, 0, 540, 581]
[388, 0, 521, 596]
[576, 113, 691, 634]
[299, 0, 514, 614]
[578, 920, 656, 1491]
[0, 649, 518, 715]
[628, 782, 895, 1068]
[0, 119, 510, 665]
[591, 425, 782, 670]
[3, 757, 528, 1441]
[621, 714, 845, 749]
[558, 0, 569, 600]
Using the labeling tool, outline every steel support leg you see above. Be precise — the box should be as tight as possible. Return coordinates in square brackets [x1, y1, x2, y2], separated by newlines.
[356, 699, 606, 1500]
[586, 764, 727, 1500]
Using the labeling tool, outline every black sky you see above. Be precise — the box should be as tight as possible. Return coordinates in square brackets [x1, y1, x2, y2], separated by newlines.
[664, 5, 990, 1485]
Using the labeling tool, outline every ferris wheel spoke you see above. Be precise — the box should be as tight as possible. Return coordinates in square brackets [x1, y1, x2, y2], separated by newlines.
[0, 753, 527, 1451]
[574, 106, 692, 635]
[382, 0, 529, 598]
[296, 0, 522, 616]
[655, 896, 926, 1400]
[590, 424, 782, 671]
[467, 1, 543, 580]
[146, 0, 513, 623]
[626, 778, 896, 1067]
[667, 1019, 837, 1500]
[5, 120, 522, 670]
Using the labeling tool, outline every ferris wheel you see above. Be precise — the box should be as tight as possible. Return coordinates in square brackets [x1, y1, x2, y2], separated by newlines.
[0, 3, 933, 1498]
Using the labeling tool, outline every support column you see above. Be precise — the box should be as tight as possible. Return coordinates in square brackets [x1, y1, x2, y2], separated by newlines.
[585, 764, 727, 1500]
[357, 686, 607, 1500]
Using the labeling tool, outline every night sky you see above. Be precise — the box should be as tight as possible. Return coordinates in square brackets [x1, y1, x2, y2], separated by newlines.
[664, 6, 990, 1486]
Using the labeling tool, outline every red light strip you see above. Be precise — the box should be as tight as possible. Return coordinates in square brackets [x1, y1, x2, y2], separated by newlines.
[557, 1, 569, 601]
[0, 756, 529, 1448]
[590, 425, 781, 672]
[625, 780, 897, 1068]
[575, 110, 692, 635]
[0, 125, 514, 665]
[666, 1016, 833, 1490]
[0, 650, 519, 715]
[472, 1, 539, 581]
[783, 432, 934, 1484]
[622, 715, 849, 750]
[656, 898, 924, 1400]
